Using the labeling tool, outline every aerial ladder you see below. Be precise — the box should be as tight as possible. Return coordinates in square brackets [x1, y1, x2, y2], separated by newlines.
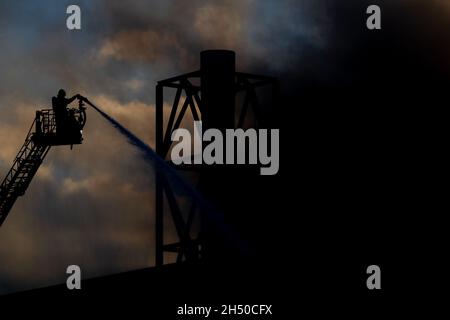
[0, 100, 87, 227]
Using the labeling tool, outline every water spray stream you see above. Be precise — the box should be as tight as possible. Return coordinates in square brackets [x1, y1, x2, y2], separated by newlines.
[83, 98, 248, 256]
[84, 98, 193, 194]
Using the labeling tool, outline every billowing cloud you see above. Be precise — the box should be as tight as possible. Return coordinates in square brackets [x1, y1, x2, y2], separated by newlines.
[97, 29, 189, 67]
[194, 4, 244, 49]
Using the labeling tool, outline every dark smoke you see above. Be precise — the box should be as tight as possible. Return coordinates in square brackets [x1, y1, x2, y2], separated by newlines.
[273, 0, 449, 291]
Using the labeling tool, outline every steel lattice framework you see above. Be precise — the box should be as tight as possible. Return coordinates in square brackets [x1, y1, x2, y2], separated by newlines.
[155, 50, 278, 266]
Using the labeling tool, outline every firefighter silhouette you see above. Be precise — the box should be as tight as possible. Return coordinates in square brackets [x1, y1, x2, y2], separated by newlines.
[52, 89, 84, 138]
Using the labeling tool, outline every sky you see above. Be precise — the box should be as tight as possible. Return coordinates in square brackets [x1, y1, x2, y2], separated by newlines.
[0, 0, 449, 294]
[0, 0, 319, 295]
